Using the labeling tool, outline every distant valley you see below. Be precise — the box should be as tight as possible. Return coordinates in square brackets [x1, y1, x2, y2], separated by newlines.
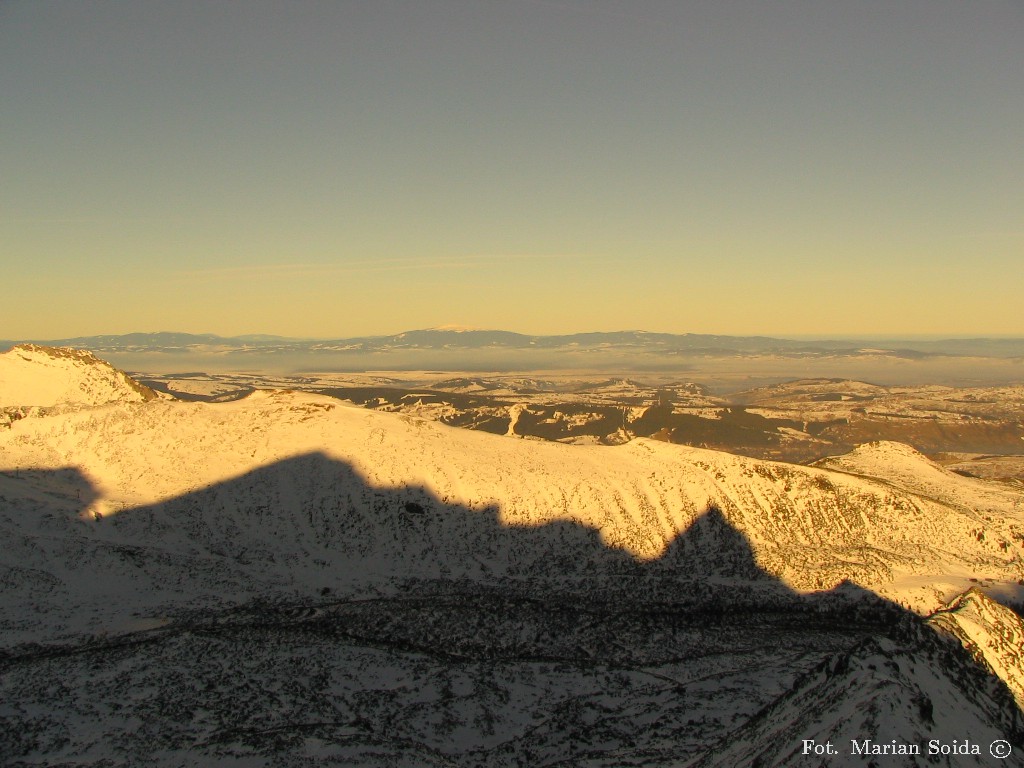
[9, 328, 1024, 468]
[132, 369, 1024, 473]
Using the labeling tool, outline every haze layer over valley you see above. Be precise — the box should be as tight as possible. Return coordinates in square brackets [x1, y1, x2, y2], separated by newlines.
[87, 328, 1023, 472]
[2, 343, 1024, 765]
[9, 329, 1024, 386]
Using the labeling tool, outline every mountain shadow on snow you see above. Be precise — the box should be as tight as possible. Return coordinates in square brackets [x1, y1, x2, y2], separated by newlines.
[1, 454, 1023, 766]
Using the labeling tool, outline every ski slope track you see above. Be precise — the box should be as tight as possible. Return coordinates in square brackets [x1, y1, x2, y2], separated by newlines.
[2, 349, 1024, 766]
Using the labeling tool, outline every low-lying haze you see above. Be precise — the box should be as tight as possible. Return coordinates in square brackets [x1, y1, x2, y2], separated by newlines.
[4, 329, 1022, 389]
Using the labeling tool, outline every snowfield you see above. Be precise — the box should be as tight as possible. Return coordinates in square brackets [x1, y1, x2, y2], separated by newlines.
[1, 346, 1023, 766]
[0, 344, 158, 408]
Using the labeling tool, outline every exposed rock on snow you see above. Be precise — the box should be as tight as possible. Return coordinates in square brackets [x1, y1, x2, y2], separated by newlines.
[930, 588, 1024, 709]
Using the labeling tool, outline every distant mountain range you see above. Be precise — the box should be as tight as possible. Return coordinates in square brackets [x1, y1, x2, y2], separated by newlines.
[4, 329, 1024, 358]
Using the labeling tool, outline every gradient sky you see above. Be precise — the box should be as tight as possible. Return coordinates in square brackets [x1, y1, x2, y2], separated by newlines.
[2, 0, 1022, 339]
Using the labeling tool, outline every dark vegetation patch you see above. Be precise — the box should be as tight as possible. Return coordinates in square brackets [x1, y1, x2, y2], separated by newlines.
[512, 405, 624, 441]
[316, 386, 510, 412]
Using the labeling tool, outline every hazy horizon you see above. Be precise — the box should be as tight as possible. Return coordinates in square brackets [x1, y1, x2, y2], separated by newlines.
[6, 328, 1023, 389]
[8, 326, 1024, 344]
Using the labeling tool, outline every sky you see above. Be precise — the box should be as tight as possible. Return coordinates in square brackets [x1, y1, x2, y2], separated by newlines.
[2, 0, 1022, 339]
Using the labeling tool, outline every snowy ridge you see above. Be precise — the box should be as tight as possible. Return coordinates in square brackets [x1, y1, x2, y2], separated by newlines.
[0, 344, 158, 409]
[929, 589, 1024, 709]
[691, 627, 1021, 768]
[2, 391, 1023, 595]
[814, 440, 1022, 519]
[2, 356, 1024, 765]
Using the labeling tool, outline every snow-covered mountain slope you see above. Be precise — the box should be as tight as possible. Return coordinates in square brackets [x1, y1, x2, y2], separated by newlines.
[0, 343, 158, 408]
[2, 360, 1024, 766]
[3, 391, 1023, 606]
[814, 440, 1022, 518]
[930, 588, 1024, 709]
[689, 627, 1022, 768]
[2, 388, 1023, 638]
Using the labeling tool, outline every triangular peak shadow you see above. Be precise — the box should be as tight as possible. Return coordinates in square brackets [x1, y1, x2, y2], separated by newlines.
[6, 452, 1024, 764]
[78, 450, 887, 615]
[94, 450, 642, 589]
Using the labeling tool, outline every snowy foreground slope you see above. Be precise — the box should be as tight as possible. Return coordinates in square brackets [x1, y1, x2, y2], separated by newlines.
[1, 349, 1024, 766]
[0, 343, 158, 411]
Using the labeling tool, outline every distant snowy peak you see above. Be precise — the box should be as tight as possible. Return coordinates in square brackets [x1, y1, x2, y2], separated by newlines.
[817, 440, 944, 474]
[813, 440, 1021, 515]
[814, 440, 970, 493]
[0, 343, 159, 408]
[424, 324, 485, 332]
